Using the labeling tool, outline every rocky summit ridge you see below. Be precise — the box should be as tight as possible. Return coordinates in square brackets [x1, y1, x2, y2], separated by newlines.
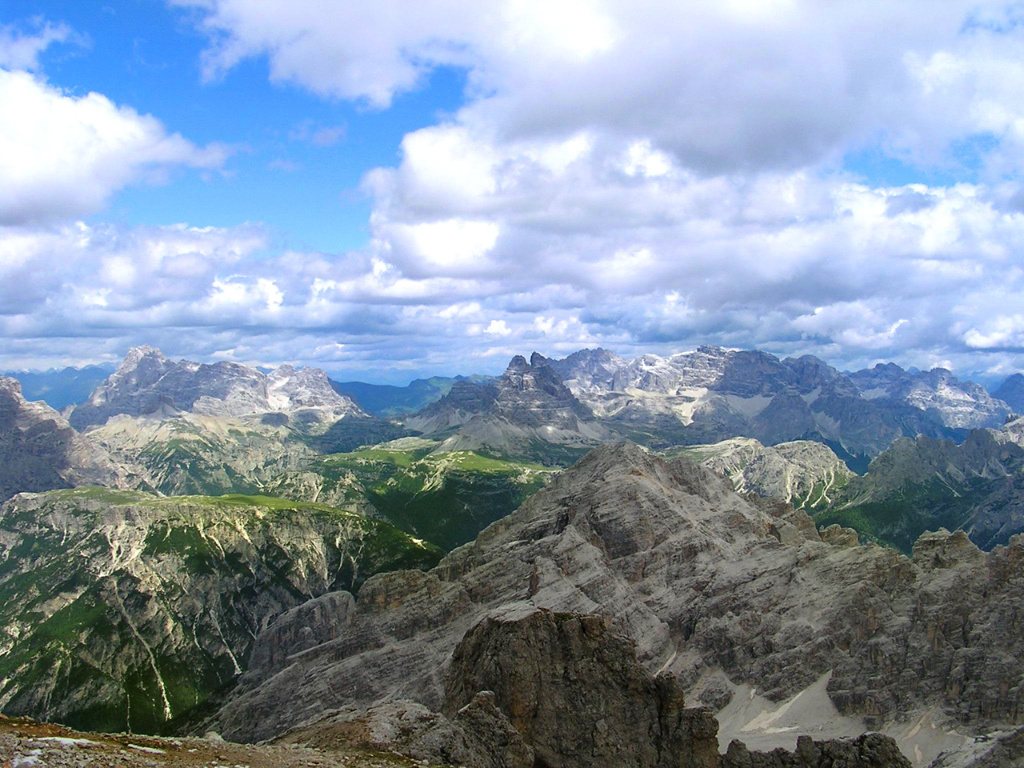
[207, 443, 1024, 766]
[547, 347, 1012, 461]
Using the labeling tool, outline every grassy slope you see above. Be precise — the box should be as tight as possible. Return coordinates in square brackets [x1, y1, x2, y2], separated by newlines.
[307, 448, 556, 551]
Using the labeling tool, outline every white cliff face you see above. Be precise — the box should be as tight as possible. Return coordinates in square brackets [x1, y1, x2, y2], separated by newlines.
[548, 347, 1013, 458]
[69, 347, 365, 429]
[849, 365, 1012, 430]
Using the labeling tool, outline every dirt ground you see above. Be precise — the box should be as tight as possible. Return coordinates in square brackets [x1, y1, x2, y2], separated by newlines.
[0, 714, 436, 768]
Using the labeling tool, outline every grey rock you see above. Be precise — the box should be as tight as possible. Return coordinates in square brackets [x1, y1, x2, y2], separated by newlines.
[685, 438, 853, 511]
[820, 523, 859, 547]
[405, 353, 609, 461]
[548, 346, 1007, 460]
[722, 733, 910, 768]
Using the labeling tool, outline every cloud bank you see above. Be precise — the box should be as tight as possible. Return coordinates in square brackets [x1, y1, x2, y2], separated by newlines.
[8, 2, 1024, 383]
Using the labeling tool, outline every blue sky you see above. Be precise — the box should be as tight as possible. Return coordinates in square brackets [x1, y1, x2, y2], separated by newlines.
[4, 1, 1024, 384]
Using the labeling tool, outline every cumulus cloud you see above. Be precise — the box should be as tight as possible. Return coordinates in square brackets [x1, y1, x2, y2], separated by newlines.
[0, 69, 227, 224]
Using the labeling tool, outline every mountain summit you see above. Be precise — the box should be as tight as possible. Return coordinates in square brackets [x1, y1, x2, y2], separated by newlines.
[405, 353, 609, 461]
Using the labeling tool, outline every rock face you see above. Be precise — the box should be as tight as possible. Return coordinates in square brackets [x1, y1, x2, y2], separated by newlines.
[683, 438, 853, 511]
[0, 376, 122, 501]
[0, 488, 440, 733]
[849, 364, 1012, 430]
[210, 444, 1024, 766]
[444, 608, 720, 768]
[405, 353, 609, 462]
[69, 346, 365, 429]
[547, 347, 1010, 462]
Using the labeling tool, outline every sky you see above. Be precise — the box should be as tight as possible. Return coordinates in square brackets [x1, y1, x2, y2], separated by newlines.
[4, 1, 1024, 384]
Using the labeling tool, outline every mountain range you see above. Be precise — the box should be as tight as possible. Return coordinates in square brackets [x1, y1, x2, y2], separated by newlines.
[5, 344, 1024, 766]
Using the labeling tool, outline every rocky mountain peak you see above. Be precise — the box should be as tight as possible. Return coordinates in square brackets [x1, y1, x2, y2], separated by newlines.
[117, 345, 169, 372]
[505, 354, 530, 373]
[0, 374, 23, 398]
[70, 348, 364, 428]
[495, 353, 594, 424]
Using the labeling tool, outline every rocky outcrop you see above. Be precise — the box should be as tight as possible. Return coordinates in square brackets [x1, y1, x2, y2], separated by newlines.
[271, 607, 905, 768]
[444, 607, 720, 768]
[0, 488, 440, 733]
[69, 346, 365, 429]
[209, 444, 1024, 766]
[721, 734, 909, 768]
[0, 375, 122, 501]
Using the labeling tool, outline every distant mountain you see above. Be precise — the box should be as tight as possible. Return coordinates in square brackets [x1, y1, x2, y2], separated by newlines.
[69, 346, 366, 430]
[548, 346, 1011, 464]
[330, 375, 493, 417]
[816, 422, 1024, 551]
[848, 363, 1010, 429]
[993, 372, 1024, 414]
[0, 488, 440, 733]
[404, 353, 610, 463]
[4, 363, 116, 411]
[0, 376, 122, 502]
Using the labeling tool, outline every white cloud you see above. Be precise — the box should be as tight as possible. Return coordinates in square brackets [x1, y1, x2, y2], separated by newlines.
[0, 69, 227, 224]
[485, 319, 511, 336]
[0, 21, 79, 71]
